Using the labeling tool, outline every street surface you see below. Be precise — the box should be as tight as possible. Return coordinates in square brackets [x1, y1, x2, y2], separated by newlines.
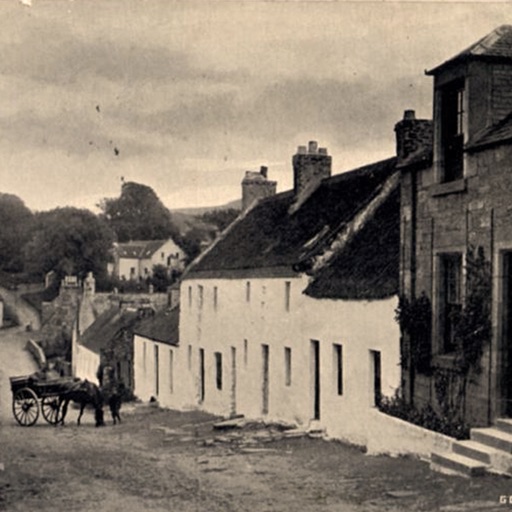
[0, 291, 511, 511]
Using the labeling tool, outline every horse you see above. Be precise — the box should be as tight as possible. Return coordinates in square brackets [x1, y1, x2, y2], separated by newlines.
[58, 379, 105, 427]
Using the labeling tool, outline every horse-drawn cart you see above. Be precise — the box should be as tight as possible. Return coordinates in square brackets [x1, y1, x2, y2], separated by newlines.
[10, 374, 76, 426]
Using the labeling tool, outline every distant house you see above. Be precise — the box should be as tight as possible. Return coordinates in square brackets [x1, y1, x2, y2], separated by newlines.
[170, 141, 403, 444]
[112, 238, 186, 281]
[133, 306, 180, 405]
[74, 305, 153, 388]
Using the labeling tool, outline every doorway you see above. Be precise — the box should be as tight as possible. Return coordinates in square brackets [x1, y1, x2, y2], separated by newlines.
[262, 344, 269, 415]
[230, 347, 237, 416]
[502, 252, 512, 416]
[370, 350, 381, 407]
[199, 348, 205, 403]
[311, 340, 320, 420]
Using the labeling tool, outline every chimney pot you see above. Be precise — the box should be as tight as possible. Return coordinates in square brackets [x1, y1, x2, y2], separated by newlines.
[297, 145, 307, 155]
[318, 147, 328, 155]
[403, 110, 416, 121]
[260, 166, 268, 178]
[308, 141, 318, 154]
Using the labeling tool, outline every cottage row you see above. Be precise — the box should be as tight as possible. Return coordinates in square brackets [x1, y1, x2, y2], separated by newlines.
[72, 26, 512, 456]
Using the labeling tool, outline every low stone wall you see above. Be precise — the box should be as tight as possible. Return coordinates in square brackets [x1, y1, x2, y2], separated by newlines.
[26, 339, 46, 369]
[365, 409, 454, 459]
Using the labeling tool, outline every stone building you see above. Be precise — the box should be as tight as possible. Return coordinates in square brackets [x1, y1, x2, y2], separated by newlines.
[399, 25, 512, 428]
[164, 142, 403, 445]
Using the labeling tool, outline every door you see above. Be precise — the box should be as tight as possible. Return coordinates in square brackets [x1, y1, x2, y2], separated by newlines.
[370, 350, 381, 407]
[502, 252, 512, 415]
[230, 347, 237, 417]
[199, 348, 205, 403]
[311, 340, 320, 420]
[154, 345, 159, 397]
[262, 344, 269, 415]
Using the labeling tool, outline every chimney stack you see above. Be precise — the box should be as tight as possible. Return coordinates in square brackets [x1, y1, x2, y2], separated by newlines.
[394, 110, 433, 166]
[241, 166, 277, 212]
[292, 141, 332, 196]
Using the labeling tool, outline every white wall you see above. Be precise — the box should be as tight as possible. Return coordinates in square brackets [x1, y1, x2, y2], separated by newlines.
[74, 343, 100, 385]
[133, 334, 194, 409]
[118, 257, 139, 280]
[175, 275, 401, 444]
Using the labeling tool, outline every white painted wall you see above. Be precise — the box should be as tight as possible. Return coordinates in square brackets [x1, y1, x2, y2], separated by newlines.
[173, 275, 400, 444]
[117, 239, 186, 280]
[118, 257, 139, 280]
[133, 335, 194, 409]
[74, 343, 100, 385]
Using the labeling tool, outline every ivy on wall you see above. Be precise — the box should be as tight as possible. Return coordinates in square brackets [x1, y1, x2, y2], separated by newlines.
[395, 292, 432, 374]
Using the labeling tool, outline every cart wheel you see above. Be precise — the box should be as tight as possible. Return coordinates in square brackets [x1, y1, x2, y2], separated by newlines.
[41, 396, 61, 425]
[12, 387, 39, 426]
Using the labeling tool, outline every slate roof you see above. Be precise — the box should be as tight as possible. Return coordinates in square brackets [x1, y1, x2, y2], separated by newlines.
[116, 240, 170, 259]
[133, 306, 179, 346]
[305, 187, 399, 299]
[427, 25, 512, 75]
[185, 157, 399, 300]
[466, 111, 512, 152]
[80, 307, 141, 354]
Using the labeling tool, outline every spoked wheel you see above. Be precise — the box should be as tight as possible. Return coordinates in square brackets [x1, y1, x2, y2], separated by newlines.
[12, 387, 39, 426]
[41, 396, 61, 425]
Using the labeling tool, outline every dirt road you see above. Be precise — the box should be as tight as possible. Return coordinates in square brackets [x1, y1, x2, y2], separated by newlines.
[0, 288, 40, 422]
[0, 292, 510, 511]
[1, 405, 511, 512]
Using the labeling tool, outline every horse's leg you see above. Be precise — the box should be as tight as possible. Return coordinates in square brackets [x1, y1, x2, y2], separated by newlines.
[77, 403, 85, 426]
[60, 398, 69, 426]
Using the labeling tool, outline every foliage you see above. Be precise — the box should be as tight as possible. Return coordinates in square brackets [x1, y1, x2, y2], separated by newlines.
[379, 391, 470, 440]
[199, 208, 239, 232]
[395, 292, 432, 374]
[150, 264, 180, 292]
[23, 207, 114, 281]
[99, 181, 181, 243]
[453, 246, 492, 375]
[0, 193, 34, 272]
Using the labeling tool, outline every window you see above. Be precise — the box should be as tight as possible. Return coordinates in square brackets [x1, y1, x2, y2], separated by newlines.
[213, 286, 218, 311]
[215, 352, 223, 390]
[169, 349, 174, 393]
[244, 339, 248, 366]
[440, 79, 465, 182]
[161, 252, 165, 260]
[143, 342, 147, 373]
[285, 281, 291, 311]
[246, 281, 251, 302]
[333, 344, 343, 396]
[130, 267, 136, 276]
[198, 285, 204, 309]
[439, 253, 463, 353]
[188, 344, 192, 370]
[188, 286, 192, 308]
[284, 347, 292, 386]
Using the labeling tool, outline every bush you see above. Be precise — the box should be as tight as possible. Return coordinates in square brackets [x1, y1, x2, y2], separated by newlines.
[379, 392, 470, 440]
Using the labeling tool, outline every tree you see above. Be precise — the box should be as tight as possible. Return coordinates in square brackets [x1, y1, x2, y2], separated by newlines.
[200, 208, 239, 231]
[99, 182, 180, 243]
[0, 193, 34, 271]
[23, 207, 114, 280]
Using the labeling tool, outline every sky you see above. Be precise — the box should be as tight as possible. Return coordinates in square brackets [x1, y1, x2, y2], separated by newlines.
[1, 0, 512, 212]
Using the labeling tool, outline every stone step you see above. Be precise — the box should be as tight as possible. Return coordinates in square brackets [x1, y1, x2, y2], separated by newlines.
[471, 428, 512, 453]
[452, 440, 497, 464]
[496, 418, 512, 436]
[430, 452, 488, 477]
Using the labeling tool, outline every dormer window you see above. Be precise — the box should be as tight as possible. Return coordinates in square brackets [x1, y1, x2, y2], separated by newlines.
[440, 79, 465, 182]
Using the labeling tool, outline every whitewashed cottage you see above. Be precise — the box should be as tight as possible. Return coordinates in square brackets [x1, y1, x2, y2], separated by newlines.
[112, 238, 186, 281]
[171, 141, 404, 445]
